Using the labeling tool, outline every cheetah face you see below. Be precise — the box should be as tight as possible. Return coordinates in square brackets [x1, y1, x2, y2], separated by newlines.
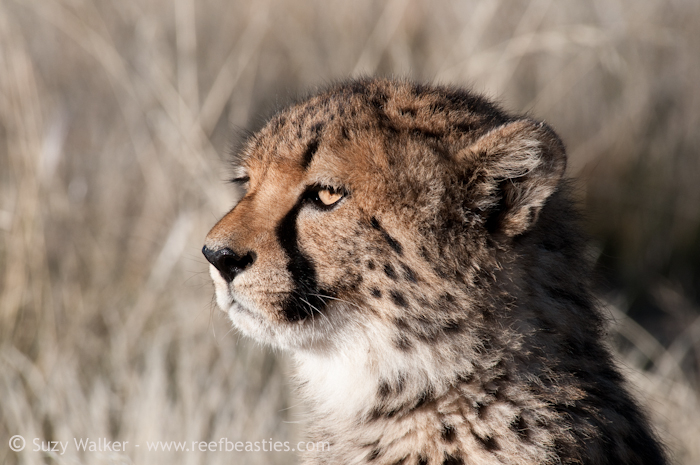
[203, 79, 565, 352]
[202, 116, 417, 351]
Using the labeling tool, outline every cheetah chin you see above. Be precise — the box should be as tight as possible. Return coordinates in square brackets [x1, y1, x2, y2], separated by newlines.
[203, 78, 667, 465]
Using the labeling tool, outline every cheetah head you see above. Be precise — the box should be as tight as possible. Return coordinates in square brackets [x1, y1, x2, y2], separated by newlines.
[203, 78, 565, 353]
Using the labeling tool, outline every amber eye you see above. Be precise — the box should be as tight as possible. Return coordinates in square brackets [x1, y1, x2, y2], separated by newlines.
[306, 185, 346, 209]
[318, 188, 343, 206]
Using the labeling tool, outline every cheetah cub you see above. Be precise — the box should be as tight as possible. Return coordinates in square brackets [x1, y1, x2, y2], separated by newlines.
[203, 78, 666, 465]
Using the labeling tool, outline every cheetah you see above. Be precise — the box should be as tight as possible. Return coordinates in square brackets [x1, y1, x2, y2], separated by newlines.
[203, 78, 667, 465]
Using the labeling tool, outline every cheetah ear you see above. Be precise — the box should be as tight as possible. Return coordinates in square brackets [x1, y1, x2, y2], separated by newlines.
[461, 119, 567, 237]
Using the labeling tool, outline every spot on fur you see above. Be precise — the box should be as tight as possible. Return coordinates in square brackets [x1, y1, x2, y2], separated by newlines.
[378, 380, 392, 399]
[389, 290, 408, 308]
[367, 448, 382, 461]
[442, 454, 464, 465]
[301, 138, 319, 169]
[441, 319, 462, 334]
[441, 423, 457, 443]
[394, 334, 413, 351]
[370, 216, 404, 255]
[473, 432, 499, 452]
[510, 415, 531, 441]
[413, 388, 433, 410]
[401, 263, 418, 283]
[395, 317, 410, 330]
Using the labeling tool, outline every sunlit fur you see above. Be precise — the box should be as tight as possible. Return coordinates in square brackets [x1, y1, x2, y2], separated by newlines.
[204, 78, 667, 465]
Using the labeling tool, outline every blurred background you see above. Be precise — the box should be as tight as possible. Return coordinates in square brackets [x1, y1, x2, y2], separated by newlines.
[1, 0, 699, 463]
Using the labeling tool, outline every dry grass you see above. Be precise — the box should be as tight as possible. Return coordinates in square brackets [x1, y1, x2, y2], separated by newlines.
[1, 0, 699, 463]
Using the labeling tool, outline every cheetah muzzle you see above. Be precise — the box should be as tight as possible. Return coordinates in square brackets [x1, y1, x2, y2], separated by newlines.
[203, 78, 667, 465]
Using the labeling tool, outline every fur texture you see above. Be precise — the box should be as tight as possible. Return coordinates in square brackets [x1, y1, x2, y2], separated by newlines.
[203, 78, 667, 465]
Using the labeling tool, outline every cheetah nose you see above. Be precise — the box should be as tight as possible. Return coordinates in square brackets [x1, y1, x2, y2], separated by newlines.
[202, 246, 256, 283]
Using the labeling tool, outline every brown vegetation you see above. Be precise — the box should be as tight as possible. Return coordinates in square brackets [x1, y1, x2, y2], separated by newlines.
[1, 0, 698, 463]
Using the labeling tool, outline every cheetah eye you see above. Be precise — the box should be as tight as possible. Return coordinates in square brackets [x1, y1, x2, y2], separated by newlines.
[230, 175, 250, 197]
[318, 188, 343, 206]
[306, 185, 346, 209]
[230, 175, 250, 188]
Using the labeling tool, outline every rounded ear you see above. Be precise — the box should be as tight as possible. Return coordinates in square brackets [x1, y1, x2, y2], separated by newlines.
[460, 119, 567, 237]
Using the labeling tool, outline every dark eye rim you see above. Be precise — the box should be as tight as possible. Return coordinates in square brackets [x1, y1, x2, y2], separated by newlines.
[303, 184, 348, 210]
[229, 175, 250, 185]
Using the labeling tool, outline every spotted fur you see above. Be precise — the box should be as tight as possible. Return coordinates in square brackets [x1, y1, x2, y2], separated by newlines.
[203, 78, 667, 465]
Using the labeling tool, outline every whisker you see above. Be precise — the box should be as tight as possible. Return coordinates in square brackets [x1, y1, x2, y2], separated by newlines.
[309, 293, 362, 310]
[299, 297, 332, 327]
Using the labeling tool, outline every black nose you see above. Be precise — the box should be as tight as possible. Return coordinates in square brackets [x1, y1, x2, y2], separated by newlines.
[202, 246, 256, 283]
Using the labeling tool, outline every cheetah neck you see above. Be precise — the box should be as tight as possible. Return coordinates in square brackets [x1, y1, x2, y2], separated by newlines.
[297, 327, 459, 409]
[291, 325, 534, 465]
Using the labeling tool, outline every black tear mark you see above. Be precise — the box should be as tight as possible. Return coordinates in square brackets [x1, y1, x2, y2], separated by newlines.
[275, 199, 327, 321]
[370, 217, 403, 255]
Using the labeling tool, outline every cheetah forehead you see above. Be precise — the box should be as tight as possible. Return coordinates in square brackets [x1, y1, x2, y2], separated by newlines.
[239, 78, 512, 175]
